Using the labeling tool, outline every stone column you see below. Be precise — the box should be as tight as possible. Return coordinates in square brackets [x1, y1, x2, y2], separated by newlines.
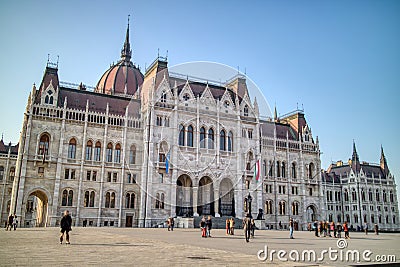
[214, 188, 220, 217]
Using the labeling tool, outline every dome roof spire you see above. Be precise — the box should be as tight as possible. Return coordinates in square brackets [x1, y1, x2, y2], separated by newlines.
[121, 15, 132, 62]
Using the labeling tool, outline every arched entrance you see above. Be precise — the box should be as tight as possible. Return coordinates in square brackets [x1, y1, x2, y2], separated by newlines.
[25, 190, 49, 227]
[219, 178, 235, 216]
[176, 175, 193, 217]
[306, 205, 317, 222]
[198, 176, 214, 216]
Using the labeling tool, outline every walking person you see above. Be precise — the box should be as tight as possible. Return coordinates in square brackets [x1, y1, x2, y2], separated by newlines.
[364, 222, 368, 235]
[331, 221, 336, 238]
[12, 214, 18, 231]
[60, 210, 72, 244]
[226, 218, 230, 235]
[6, 214, 13, 231]
[243, 213, 251, 243]
[314, 220, 319, 237]
[205, 216, 212, 237]
[200, 216, 206, 238]
[250, 219, 256, 238]
[229, 217, 235, 235]
[343, 221, 350, 239]
[170, 217, 174, 231]
[289, 218, 294, 239]
[374, 224, 379, 235]
[337, 222, 342, 238]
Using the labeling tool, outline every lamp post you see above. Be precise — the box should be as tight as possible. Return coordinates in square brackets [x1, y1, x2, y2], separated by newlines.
[247, 192, 253, 218]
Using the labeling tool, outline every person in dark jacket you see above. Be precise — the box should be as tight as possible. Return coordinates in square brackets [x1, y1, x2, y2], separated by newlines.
[205, 216, 212, 237]
[60, 210, 72, 244]
[6, 214, 14, 231]
[243, 213, 252, 243]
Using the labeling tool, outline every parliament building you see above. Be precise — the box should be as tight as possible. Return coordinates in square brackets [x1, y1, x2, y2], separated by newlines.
[1, 23, 398, 231]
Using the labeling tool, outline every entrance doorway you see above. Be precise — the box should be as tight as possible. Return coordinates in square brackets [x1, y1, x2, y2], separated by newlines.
[25, 190, 49, 227]
[198, 176, 214, 216]
[306, 205, 317, 222]
[176, 175, 193, 217]
[126, 215, 133, 227]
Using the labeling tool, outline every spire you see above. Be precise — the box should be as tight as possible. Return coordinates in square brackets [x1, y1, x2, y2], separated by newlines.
[352, 140, 359, 162]
[351, 140, 360, 172]
[273, 104, 278, 122]
[121, 15, 132, 62]
[380, 145, 389, 175]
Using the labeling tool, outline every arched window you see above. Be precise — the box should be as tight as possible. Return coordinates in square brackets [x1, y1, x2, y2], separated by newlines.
[200, 127, 206, 148]
[94, 141, 101, 161]
[329, 214, 333, 222]
[110, 192, 116, 208]
[208, 128, 214, 149]
[86, 140, 93, 160]
[68, 138, 77, 159]
[265, 200, 273, 214]
[161, 91, 167, 103]
[114, 143, 121, 163]
[155, 193, 160, 209]
[393, 216, 396, 224]
[49, 96, 53, 104]
[160, 193, 165, 209]
[106, 143, 113, 162]
[129, 145, 136, 164]
[268, 161, 273, 176]
[187, 125, 194, 147]
[45, 95, 49, 104]
[105, 192, 110, 208]
[390, 191, 394, 203]
[376, 189, 380, 202]
[361, 189, 366, 201]
[178, 125, 185, 146]
[244, 105, 249, 116]
[354, 214, 359, 223]
[371, 214, 375, 224]
[281, 162, 286, 178]
[125, 193, 135, 209]
[89, 191, 95, 207]
[337, 214, 341, 223]
[219, 130, 226, 151]
[84, 191, 89, 207]
[62, 189, 73, 207]
[9, 167, 15, 181]
[308, 163, 314, 179]
[291, 162, 297, 178]
[292, 202, 299, 215]
[344, 189, 349, 202]
[276, 161, 281, 177]
[38, 133, 50, 155]
[346, 214, 350, 223]
[0, 166, 4, 181]
[352, 188, 357, 201]
[227, 131, 233, 152]
[383, 190, 387, 202]
[279, 201, 286, 215]
[368, 189, 373, 201]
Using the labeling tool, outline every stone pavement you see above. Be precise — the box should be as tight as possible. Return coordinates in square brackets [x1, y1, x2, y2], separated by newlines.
[0, 227, 399, 266]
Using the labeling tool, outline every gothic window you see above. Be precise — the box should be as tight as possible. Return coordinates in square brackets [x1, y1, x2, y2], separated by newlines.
[279, 201, 286, 215]
[86, 140, 93, 160]
[292, 202, 299, 215]
[208, 128, 214, 149]
[110, 192, 116, 208]
[187, 125, 194, 147]
[227, 131, 233, 152]
[265, 200, 273, 214]
[368, 188, 373, 201]
[361, 189, 366, 201]
[44, 90, 53, 105]
[105, 192, 110, 208]
[155, 193, 160, 209]
[268, 161, 273, 176]
[68, 138, 77, 159]
[178, 125, 185, 146]
[61, 189, 73, 207]
[125, 193, 135, 209]
[114, 143, 121, 163]
[263, 160, 267, 176]
[276, 161, 281, 177]
[281, 162, 286, 178]
[224, 100, 230, 108]
[161, 91, 167, 103]
[105, 192, 116, 208]
[291, 162, 297, 178]
[94, 141, 101, 161]
[376, 189, 380, 202]
[0, 166, 3, 181]
[308, 162, 314, 179]
[352, 188, 357, 201]
[160, 193, 165, 209]
[390, 191, 394, 203]
[129, 145, 136, 164]
[371, 214, 375, 224]
[156, 116, 162, 126]
[346, 214, 350, 223]
[106, 143, 113, 162]
[344, 189, 349, 201]
[38, 133, 50, 155]
[9, 167, 15, 181]
[244, 105, 249, 116]
[200, 127, 206, 148]
[383, 190, 387, 202]
[183, 93, 190, 101]
[220, 130, 226, 151]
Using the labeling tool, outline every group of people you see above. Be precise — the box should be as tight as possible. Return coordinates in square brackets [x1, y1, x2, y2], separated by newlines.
[310, 220, 379, 239]
[200, 216, 213, 237]
[6, 213, 18, 231]
[166, 217, 174, 231]
[225, 217, 235, 235]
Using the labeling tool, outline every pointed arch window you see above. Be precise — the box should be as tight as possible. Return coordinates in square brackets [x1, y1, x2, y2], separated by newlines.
[368, 188, 373, 201]
[292, 202, 299, 215]
[208, 128, 214, 149]
[244, 105, 249, 116]
[375, 189, 380, 202]
[281, 162, 286, 178]
[62, 189, 73, 207]
[38, 134, 50, 155]
[86, 140, 93, 160]
[161, 91, 167, 103]
[276, 161, 281, 177]
[227, 131, 233, 152]
[178, 125, 185, 146]
[129, 145, 136, 164]
[291, 162, 297, 178]
[390, 191, 394, 203]
[105, 192, 110, 208]
[187, 125, 194, 147]
[68, 138, 77, 159]
[94, 141, 101, 161]
[265, 200, 273, 214]
[200, 127, 206, 148]
[125, 193, 135, 209]
[263, 160, 267, 176]
[308, 163, 314, 179]
[114, 143, 121, 163]
[89, 191, 95, 207]
[220, 130, 226, 151]
[106, 142, 113, 162]
[279, 201, 286, 215]
[110, 192, 116, 208]
[155, 193, 160, 209]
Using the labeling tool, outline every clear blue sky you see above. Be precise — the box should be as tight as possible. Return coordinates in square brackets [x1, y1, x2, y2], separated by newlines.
[0, 0, 399, 188]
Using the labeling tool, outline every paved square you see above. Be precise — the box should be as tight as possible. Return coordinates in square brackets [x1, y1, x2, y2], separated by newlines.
[0, 227, 399, 266]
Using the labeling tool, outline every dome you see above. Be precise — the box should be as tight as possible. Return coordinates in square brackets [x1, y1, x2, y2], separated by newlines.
[95, 21, 144, 96]
[95, 60, 143, 96]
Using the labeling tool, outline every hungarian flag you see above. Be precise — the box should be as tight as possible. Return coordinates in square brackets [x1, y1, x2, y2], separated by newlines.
[254, 159, 260, 182]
